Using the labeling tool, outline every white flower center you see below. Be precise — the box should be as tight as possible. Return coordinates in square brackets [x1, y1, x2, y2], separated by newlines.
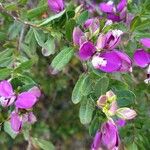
[92, 56, 107, 68]
[147, 64, 150, 74]
[112, 29, 123, 37]
[107, 1, 114, 5]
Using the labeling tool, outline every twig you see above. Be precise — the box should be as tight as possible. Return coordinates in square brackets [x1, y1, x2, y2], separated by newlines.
[27, 136, 32, 150]
[0, 3, 51, 32]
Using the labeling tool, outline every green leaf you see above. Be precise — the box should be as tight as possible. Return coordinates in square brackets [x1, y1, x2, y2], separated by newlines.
[79, 98, 95, 124]
[8, 21, 23, 40]
[65, 19, 76, 41]
[27, 4, 48, 19]
[110, 79, 128, 91]
[135, 19, 150, 30]
[0, 68, 12, 80]
[39, 10, 66, 26]
[17, 74, 36, 85]
[94, 76, 109, 97]
[72, 74, 89, 104]
[51, 47, 74, 71]
[32, 138, 55, 150]
[42, 37, 55, 56]
[127, 142, 138, 150]
[77, 11, 89, 25]
[0, 31, 7, 41]
[4, 121, 17, 139]
[130, 16, 141, 31]
[89, 116, 100, 136]
[116, 90, 136, 107]
[14, 60, 33, 73]
[33, 28, 45, 47]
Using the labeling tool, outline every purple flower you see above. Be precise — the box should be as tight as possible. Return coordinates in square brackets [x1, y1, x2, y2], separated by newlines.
[99, 0, 127, 22]
[73, 27, 84, 46]
[79, 41, 96, 61]
[99, 1, 114, 13]
[92, 50, 132, 73]
[22, 112, 37, 124]
[48, 0, 64, 13]
[0, 80, 14, 98]
[133, 49, 150, 68]
[96, 30, 123, 50]
[140, 38, 150, 48]
[15, 92, 37, 109]
[115, 119, 126, 127]
[10, 112, 22, 132]
[91, 120, 120, 150]
[0, 80, 16, 107]
[84, 18, 99, 33]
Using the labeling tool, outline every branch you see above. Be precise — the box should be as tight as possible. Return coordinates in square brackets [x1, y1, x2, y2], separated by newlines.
[0, 3, 51, 32]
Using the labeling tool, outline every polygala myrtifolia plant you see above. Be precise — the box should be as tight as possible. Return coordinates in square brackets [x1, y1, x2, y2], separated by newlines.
[0, 0, 150, 149]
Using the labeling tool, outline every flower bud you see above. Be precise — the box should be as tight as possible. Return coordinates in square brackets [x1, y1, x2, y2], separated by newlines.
[116, 107, 137, 120]
[48, 0, 64, 13]
[108, 100, 118, 116]
[106, 90, 116, 102]
[10, 112, 22, 132]
[91, 120, 120, 150]
[97, 95, 107, 108]
[73, 27, 84, 46]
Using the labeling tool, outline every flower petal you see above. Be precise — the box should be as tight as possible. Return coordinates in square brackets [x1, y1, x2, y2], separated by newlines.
[0, 80, 14, 98]
[140, 38, 150, 48]
[91, 131, 102, 150]
[10, 112, 22, 132]
[115, 50, 132, 72]
[29, 86, 41, 98]
[133, 49, 150, 68]
[116, 107, 137, 120]
[73, 27, 84, 46]
[98, 51, 122, 73]
[15, 92, 37, 109]
[117, 0, 127, 12]
[48, 0, 64, 13]
[79, 41, 96, 60]
[99, 2, 114, 13]
[107, 13, 121, 22]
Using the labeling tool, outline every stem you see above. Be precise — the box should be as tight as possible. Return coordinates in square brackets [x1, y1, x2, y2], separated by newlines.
[0, 3, 51, 32]
[27, 136, 32, 150]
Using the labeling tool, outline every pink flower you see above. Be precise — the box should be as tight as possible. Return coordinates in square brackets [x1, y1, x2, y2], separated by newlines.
[10, 112, 22, 132]
[15, 92, 37, 109]
[91, 120, 120, 150]
[0, 80, 16, 107]
[48, 0, 64, 13]
[99, 0, 127, 22]
[96, 30, 123, 50]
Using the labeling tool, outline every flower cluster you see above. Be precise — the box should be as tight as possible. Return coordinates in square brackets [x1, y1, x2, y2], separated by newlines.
[0, 80, 41, 133]
[99, 0, 127, 22]
[92, 91, 136, 150]
[73, 18, 132, 73]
